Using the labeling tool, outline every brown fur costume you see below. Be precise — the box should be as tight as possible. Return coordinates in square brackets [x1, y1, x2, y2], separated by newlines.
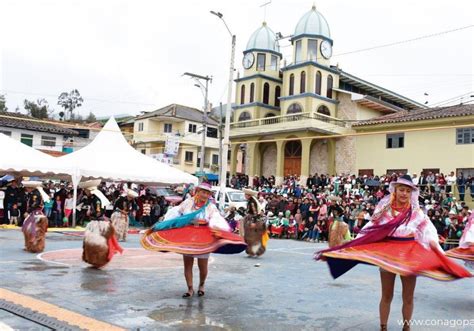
[111, 211, 128, 241]
[243, 215, 267, 257]
[82, 221, 116, 268]
[22, 214, 48, 253]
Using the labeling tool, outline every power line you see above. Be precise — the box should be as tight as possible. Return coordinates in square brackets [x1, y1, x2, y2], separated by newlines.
[334, 25, 474, 57]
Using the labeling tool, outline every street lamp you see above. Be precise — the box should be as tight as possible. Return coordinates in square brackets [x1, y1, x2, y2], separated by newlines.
[211, 10, 236, 210]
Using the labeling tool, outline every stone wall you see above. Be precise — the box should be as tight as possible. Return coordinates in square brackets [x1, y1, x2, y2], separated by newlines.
[310, 140, 329, 175]
[261, 144, 277, 177]
[335, 137, 356, 175]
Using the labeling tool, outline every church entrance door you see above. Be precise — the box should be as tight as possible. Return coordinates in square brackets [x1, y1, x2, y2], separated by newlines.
[284, 140, 302, 176]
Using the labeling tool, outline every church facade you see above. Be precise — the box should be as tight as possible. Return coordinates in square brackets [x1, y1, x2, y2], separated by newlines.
[228, 6, 434, 184]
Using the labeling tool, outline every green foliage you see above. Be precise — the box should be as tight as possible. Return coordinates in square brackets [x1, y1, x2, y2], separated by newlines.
[24, 98, 51, 119]
[85, 112, 97, 123]
[57, 89, 84, 120]
[0, 94, 7, 112]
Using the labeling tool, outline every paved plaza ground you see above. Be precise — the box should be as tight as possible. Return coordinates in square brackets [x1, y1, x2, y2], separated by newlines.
[0, 228, 473, 330]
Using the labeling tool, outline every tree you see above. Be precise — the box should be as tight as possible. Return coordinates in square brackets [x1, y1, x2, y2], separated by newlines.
[85, 112, 97, 123]
[57, 89, 83, 120]
[0, 94, 7, 112]
[24, 98, 51, 119]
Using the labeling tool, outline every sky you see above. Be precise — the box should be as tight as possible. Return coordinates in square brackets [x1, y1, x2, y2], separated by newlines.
[0, 0, 473, 118]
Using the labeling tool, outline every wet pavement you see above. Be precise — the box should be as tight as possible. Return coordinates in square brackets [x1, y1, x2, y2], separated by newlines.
[0, 228, 473, 331]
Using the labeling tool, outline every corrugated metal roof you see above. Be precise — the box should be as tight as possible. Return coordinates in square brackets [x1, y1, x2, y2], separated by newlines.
[0, 112, 78, 135]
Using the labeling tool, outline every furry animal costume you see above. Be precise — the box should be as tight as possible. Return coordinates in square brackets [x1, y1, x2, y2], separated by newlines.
[82, 221, 123, 268]
[111, 211, 128, 241]
[243, 216, 268, 256]
[22, 210, 48, 253]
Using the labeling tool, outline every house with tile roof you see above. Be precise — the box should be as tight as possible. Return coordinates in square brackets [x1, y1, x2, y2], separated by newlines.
[132, 104, 222, 180]
[353, 104, 474, 177]
[0, 112, 78, 156]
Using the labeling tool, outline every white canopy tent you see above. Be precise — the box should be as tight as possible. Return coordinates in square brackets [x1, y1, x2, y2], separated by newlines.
[0, 133, 74, 178]
[59, 117, 198, 226]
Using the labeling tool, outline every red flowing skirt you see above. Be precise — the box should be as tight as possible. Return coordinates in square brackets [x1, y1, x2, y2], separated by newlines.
[141, 225, 247, 255]
[322, 238, 472, 281]
[446, 245, 474, 262]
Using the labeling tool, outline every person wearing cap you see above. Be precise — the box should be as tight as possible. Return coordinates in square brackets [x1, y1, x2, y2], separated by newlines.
[81, 180, 123, 269]
[141, 181, 246, 298]
[316, 174, 471, 331]
[21, 181, 50, 253]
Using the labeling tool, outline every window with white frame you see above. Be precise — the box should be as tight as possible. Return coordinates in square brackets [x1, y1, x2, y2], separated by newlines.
[308, 39, 317, 61]
[185, 151, 193, 162]
[0, 130, 12, 136]
[21, 133, 33, 147]
[164, 123, 172, 133]
[138, 122, 144, 132]
[295, 40, 302, 63]
[41, 135, 56, 147]
[386, 133, 404, 149]
[456, 128, 474, 144]
[188, 123, 197, 133]
[270, 55, 278, 71]
[257, 53, 266, 71]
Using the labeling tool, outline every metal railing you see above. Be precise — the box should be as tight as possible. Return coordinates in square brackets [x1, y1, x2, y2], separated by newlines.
[230, 112, 349, 129]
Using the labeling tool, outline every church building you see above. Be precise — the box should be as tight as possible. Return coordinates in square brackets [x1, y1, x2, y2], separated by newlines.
[228, 6, 451, 185]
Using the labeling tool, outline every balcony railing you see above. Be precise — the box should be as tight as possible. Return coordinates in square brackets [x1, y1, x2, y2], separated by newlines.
[230, 112, 349, 130]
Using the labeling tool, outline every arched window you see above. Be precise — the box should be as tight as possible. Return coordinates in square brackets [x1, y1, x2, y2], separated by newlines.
[287, 103, 302, 114]
[238, 111, 251, 121]
[300, 71, 306, 93]
[289, 74, 294, 96]
[240, 84, 245, 105]
[317, 105, 330, 116]
[274, 86, 281, 107]
[315, 71, 322, 95]
[263, 83, 270, 104]
[327, 75, 333, 99]
[249, 83, 255, 103]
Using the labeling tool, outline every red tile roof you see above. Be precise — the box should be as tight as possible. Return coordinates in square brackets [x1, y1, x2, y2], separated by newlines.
[353, 104, 474, 127]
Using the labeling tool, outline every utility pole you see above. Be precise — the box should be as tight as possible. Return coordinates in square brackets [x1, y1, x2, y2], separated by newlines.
[210, 10, 236, 210]
[218, 102, 223, 179]
[183, 72, 212, 181]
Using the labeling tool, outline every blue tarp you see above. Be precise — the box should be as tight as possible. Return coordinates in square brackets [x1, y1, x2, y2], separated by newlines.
[195, 173, 218, 181]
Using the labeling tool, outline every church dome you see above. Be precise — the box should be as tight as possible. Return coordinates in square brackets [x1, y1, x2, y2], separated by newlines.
[245, 22, 280, 54]
[293, 6, 331, 40]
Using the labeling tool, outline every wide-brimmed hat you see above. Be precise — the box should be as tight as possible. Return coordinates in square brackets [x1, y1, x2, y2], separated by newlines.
[78, 179, 101, 190]
[243, 188, 258, 197]
[389, 174, 418, 191]
[126, 188, 138, 198]
[195, 182, 212, 192]
[22, 180, 43, 188]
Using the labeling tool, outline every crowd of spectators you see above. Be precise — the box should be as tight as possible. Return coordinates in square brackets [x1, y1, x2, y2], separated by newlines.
[1, 171, 472, 250]
[227, 171, 473, 249]
[1, 180, 174, 228]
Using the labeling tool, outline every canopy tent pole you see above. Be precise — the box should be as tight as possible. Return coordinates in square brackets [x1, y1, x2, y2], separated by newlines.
[71, 172, 82, 228]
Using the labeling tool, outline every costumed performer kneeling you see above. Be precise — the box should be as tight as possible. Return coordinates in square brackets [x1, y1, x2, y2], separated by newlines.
[22, 181, 50, 253]
[315, 175, 471, 331]
[81, 180, 123, 268]
[446, 212, 474, 269]
[141, 182, 247, 298]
